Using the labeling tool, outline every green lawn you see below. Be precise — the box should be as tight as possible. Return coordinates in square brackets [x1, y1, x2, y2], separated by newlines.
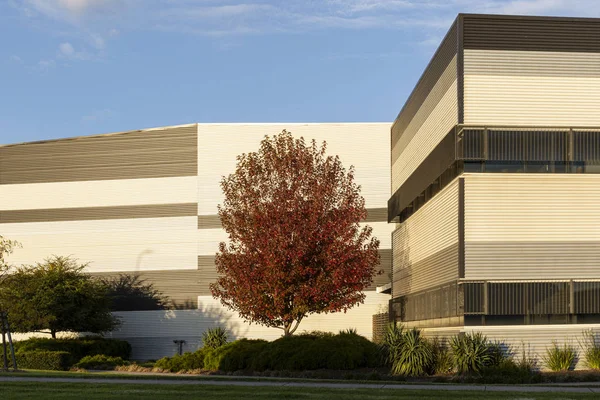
[0, 382, 598, 400]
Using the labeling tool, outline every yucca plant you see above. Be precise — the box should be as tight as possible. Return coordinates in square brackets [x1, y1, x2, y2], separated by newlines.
[391, 328, 433, 377]
[381, 323, 404, 366]
[450, 332, 492, 374]
[202, 326, 228, 349]
[579, 330, 600, 370]
[431, 337, 454, 375]
[544, 341, 576, 372]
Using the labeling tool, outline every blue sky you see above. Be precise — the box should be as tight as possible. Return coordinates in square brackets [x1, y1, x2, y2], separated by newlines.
[1, 0, 598, 143]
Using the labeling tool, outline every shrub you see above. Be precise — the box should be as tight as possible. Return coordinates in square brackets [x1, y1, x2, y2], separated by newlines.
[202, 327, 228, 349]
[544, 341, 576, 372]
[154, 348, 209, 372]
[580, 330, 600, 370]
[476, 359, 541, 384]
[13, 337, 131, 360]
[204, 339, 268, 371]
[450, 332, 494, 375]
[380, 323, 404, 366]
[74, 355, 129, 370]
[390, 328, 433, 377]
[12, 350, 73, 371]
[431, 338, 453, 375]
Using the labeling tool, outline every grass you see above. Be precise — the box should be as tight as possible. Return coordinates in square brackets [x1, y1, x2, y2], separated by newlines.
[0, 382, 599, 400]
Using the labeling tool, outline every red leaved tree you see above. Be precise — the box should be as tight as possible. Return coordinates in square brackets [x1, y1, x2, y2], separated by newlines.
[210, 130, 380, 336]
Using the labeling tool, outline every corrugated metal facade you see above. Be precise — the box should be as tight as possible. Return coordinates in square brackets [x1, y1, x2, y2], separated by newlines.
[1, 123, 393, 356]
[464, 174, 600, 280]
[392, 179, 459, 297]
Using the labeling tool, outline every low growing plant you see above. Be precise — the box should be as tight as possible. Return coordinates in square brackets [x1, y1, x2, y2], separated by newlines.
[391, 328, 433, 377]
[202, 326, 228, 349]
[544, 341, 576, 372]
[450, 332, 493, 375]
[431, 338, 454, 375]
[380, 323, 404, 366]
[579, 330, 600, 370]
[74, 355, 129, 370]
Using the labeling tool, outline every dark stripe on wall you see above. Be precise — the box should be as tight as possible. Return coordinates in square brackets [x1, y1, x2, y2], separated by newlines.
[199, 251, 391, 292]
[198, 208, 389, 230]
[0, 203, 198, 223]
[90, 270, 207, 309]
[457, 15, 464, 124]
[462, 14, 600, 53]
[391, 20, 458, 149]
[0, 126, 197, 184]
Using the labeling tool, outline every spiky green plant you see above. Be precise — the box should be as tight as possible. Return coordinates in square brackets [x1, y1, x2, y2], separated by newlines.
[579, 330, 600, 370]
[391, 328, 433, 377]
[450, 332, 492, 374]
[431, 337, 454, 375]
[202, 326, 229, 349]
[381, 323, 404, 366]
[544, 341, 576, 372]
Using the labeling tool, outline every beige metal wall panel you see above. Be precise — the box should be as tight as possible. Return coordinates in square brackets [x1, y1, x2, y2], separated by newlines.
[461, 325, 600, 371]
[392, 56, 457, 165]
[2, 217, 198, 273]
[391, 79, 457, 193]
[107, 291, 390, 360]
[464, 49, 600, 126]
[464, 174, 600, 280]
[0, 176, 197, 211]
[197, 124, 391, 215]
[0, 125, 198, 184]
[392, 179, 459, 297]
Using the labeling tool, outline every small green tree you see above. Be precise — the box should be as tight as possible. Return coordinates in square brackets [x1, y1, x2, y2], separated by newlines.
[0, 256, 118, 338]
[0, 235, 20, 279]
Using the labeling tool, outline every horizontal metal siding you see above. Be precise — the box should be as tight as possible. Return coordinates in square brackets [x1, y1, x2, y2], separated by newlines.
[108, 292, 392, 360]
[462, 15, 600, 53]
[2, 217, 199, 273]
[461, 325, 600, 371]
[392, 78, 458, 193]
[392, 56, 458, 165]
[0, 176, 198, 211]
[0, 126, 197, 184]
[391, 20, 457, 148]
[393, 179, 459, 297]
[464, 50, 600, 126]
[464, 174, 600, 280]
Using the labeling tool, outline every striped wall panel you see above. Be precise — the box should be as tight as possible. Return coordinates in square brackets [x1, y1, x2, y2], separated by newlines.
[392, 179, 459, 297]
[391, 20, 457, 151]
[464, 174, 600, 280]
[0, 125, 198, 184]
[463, 49, 600, 126]
[0, 176, 198, 211]
[107, 292, 391, 360]
[1, 217, 199, 273]
[391, 77, 458, 193]
[197, 124, 391, 214]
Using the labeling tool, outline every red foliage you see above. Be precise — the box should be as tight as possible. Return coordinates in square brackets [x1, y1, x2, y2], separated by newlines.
[210, 130, 380, 336]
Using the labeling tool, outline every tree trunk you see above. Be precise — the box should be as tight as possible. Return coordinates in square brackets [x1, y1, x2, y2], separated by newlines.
[51, 330, 56, 339]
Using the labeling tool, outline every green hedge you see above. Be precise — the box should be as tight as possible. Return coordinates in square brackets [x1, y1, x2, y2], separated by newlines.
[13, 337, 132, 360]
[11, 351, 73, 371]
[156, 331, 382, 373]
[74, 355, 129, 370]
[155, 348, 209, 372]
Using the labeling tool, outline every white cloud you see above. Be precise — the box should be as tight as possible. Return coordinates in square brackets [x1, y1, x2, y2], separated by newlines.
[82, 108, 114, 123]
[59, 42, 75, 56]
[9, 55, 23, 63]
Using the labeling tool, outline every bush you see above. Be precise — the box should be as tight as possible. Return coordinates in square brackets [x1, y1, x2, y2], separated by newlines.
[544, 341, 576, 372]
[154, 348, 209, 372]
[14, 337, 131, 360]
[431, 338, 453, 375]
[450, 332, 497, 375]
[476, 359, 541, 384]
[204, 339, 268, 371]
[202, 327, 228, 349]
[390, 328, 433, 377]
[74, 355, 129, 370]
[580, 330, 600, 370]
[12, 350, 73, 371]
[380, 323, 404, 366]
